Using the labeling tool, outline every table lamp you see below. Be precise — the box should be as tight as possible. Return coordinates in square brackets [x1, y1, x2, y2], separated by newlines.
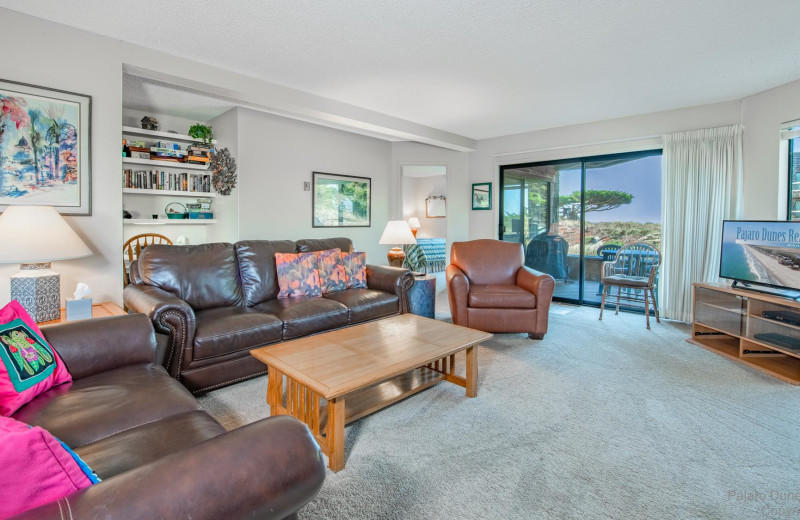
[407, 217, 421, 238]
[379, 220, 417, 267]
[0, 206, 92, 322]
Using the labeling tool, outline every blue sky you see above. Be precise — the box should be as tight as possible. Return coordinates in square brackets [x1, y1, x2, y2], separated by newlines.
[559, 155, 661, 223]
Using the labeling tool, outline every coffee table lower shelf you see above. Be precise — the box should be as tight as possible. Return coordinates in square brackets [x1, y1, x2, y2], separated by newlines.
[267, 355, 474, 471]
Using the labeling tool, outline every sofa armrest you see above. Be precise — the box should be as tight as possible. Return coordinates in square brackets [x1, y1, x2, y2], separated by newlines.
[40, 314, 157, 381]
[13, 416, 325, 520]
[517, 266, 555, 334]
[446, 264, 470, 326]
[123, 284, 197, 380]
[366, 264, 415, 313]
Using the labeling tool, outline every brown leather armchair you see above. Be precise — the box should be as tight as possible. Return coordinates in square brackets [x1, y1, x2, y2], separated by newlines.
[446, 239, 555, 339]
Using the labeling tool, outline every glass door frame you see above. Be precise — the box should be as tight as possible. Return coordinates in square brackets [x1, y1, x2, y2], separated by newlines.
[499, 148, 662, 307]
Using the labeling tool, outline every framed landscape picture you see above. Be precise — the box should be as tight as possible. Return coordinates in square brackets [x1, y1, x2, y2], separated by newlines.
[312, 171, 371, 227]
[0, 79, 92, 215]
[472, 182, 492, 210]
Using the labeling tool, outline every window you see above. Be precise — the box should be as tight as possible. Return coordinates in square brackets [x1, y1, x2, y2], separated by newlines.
[499, 149, 662, 305]
[784, 124, 800, 220]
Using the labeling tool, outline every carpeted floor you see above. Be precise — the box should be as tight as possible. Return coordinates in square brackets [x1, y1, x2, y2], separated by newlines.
[198, 292, 800, 519]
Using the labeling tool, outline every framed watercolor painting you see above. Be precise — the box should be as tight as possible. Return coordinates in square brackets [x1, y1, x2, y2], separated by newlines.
[472, 182, 492, 210]
[0, 79, 92, 215]
[312, 171, 371, 227]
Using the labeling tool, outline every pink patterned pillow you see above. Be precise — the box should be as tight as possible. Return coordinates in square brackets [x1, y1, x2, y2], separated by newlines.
[316, 248, 348, 294]
[341, 251, 367, 289]
[0, 301, 71, 417]
[0, 416, 95, 518]
[275, 252, 322, 298]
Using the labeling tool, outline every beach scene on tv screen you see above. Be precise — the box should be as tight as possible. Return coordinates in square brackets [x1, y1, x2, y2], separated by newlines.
[721, 222, 800, 289]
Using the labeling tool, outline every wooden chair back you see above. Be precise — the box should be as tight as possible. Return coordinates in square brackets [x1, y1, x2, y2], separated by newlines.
[606, 242, 661, 281]
[123, 233, 172, 286]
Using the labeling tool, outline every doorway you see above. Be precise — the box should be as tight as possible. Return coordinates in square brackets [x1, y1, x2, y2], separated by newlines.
[499, 150, 662, 305]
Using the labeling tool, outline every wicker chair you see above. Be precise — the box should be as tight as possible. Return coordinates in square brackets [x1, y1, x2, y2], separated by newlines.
[123, 233, 172, 286]
[599, 242, 661, 329]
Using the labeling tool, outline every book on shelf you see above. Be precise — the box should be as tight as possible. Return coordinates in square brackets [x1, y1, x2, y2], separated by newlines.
[123, 168, 213, 194]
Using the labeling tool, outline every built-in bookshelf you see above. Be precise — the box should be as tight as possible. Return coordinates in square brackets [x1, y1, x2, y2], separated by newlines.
[122, 126, 217, 225]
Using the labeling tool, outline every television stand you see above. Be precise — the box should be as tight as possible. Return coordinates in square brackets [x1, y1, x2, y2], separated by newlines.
[690, 282, 800, 384]
[730, 280, 800, 300]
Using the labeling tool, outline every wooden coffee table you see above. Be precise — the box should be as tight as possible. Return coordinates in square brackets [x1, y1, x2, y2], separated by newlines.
[250, 314, 492, 471]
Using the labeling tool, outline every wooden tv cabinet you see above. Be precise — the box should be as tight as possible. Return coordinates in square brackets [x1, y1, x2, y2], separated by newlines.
[690, 282, 800, 384]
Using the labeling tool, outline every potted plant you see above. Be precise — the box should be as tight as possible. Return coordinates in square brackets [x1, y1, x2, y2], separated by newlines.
[187, 123, 214, 147]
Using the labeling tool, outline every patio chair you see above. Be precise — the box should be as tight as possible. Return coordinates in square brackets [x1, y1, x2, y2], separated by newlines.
[599, 242, 661, 329]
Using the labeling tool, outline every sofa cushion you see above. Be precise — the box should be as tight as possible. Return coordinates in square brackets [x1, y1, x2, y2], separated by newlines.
[193, 307, 283, 360]
[253, 297, 349, 339]
[0, 416, 96, 519]
[342, 251, 368, 289]
[323, 289, 399, 323]
[75, 410, 225, 479]
[468, 284, 537, 309]
[235, 240, 297, 306]
[0, 301, 71, 416]
[316, 248, 348, 294]
[296, 237, 354, 254]
[12, 364, 202, 449]
[138, 243, 243, 311]
[275, 252, 322, 298]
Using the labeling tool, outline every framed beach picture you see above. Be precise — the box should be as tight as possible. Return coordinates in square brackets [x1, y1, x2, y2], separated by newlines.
[312, 171, 371, 227]
[472, 182, 492, 210]
[0, 79, 92, 215]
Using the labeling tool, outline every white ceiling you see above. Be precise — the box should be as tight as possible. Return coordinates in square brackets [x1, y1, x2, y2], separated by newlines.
[3, 0, 800, 140]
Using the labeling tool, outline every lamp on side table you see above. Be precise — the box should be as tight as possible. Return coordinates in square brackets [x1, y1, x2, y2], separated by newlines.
[379, 220, 417, 268]
[0, 206, 92, 322]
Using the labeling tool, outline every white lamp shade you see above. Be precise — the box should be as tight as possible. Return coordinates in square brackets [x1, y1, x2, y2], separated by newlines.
[0, 206, 92, 263]
[379, 220, 417, 245]
[407, 217, 421, 230]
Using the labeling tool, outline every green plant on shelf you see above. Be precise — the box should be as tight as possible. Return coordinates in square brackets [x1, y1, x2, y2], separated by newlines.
[188, 123, 214, 145]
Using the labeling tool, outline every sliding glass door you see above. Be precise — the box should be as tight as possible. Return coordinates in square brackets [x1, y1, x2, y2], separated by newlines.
[500, 150, 662, 305]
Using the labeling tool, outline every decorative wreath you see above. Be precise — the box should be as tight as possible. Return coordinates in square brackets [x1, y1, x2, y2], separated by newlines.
[210, 147, 238, 196]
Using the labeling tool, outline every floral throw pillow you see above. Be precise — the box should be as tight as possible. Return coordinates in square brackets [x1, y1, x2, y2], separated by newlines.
[341, 251, 368, 289]
[275, 252, 322, 298]
[316, 248, 348, 294]
[0, 301, 71, 417]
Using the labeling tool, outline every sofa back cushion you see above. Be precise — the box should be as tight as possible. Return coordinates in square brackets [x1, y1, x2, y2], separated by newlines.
[235, 240, 297, 306]
[451, 239, 523, 285]
[138, 243, 243, 310]
[296, 237, 355, 254]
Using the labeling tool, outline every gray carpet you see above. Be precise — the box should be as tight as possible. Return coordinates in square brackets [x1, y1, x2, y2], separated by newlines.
[199, 294, 800, 519]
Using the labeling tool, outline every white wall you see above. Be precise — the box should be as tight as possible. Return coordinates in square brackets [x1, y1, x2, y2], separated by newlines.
[236, 108, 392, 263]
[206, 108, 240, 243]
[402, 175, 447, 238]
[740, 78, 800, 219]
[390, 142, 471, 263]
[468, 100, 743, 239]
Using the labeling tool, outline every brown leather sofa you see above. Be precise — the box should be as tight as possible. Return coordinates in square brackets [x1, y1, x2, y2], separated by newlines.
[11, 314, 324, 520]
[446, 239, 555, 339]
[124, 237, 414, 393]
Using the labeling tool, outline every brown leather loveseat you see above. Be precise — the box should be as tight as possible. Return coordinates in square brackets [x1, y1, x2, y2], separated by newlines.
[124, 237, 414, 393]
[11, 314, 324, 520]
[446, 239, 555, 339]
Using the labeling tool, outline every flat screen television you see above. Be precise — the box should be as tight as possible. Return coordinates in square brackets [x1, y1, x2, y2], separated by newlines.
[720, 220, 800, 293]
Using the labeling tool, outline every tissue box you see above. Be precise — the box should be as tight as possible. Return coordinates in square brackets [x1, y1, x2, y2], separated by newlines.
[65, 298, 93, 321]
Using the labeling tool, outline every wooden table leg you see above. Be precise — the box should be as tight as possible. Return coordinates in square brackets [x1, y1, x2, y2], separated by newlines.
[267, 367, 283, 415]
[327, 397, 346, 471]
[465, 345, 478, 398]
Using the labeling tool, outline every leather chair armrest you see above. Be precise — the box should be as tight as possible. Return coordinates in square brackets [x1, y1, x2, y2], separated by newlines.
[12, 416, 326, 520]
[40, 314, 157, 381]
[123, 284, 197, 380]
[365, 264, 415, 313]
[446, 264, 470, 326]
[517, 266, 555, 336]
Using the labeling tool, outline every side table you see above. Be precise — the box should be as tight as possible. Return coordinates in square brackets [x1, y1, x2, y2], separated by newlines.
[38, 301, 126, 326]
[408, 274, 436, 319]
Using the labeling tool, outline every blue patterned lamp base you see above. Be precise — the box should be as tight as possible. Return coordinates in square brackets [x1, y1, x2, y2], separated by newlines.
[10, 263, 61, 323]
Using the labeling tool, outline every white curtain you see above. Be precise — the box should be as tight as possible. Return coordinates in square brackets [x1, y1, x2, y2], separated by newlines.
[660, 124, 743, 322]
